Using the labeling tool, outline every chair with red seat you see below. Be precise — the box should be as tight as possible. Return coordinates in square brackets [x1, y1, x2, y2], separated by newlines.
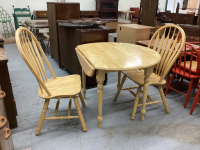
[165, 42, 200, 109]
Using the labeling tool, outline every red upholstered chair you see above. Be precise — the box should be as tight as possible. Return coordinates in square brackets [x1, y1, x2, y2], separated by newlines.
[165, 42, 200, 109]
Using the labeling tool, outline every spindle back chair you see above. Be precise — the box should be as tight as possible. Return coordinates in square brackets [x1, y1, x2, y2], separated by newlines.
[115, 24, 186, 121]
[15, 27, 87, 135]
[165, 42, 200, 109]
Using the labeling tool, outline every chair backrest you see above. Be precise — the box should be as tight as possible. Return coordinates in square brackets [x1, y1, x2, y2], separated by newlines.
[15, 27, 56, 96]
[175, 42, 200, 76]
[130, 7, 140, 17]
[148, 24, 186, 82]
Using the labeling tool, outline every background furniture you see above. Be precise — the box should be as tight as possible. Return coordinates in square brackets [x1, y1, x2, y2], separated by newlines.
[130, 7, 140, 18]
[105, 21, 129, 32]
[12, 6, 32, 30]
[0, 89, 14, 150]
[118, 11, 135, 20]
[165, 43, 200, 109]
[81, 10, 99, 18]
[16, 28, 87, 136]
[47, 2, 81, 68]
[96, 0, 119, 19]
[138, 0, 158, 26]
[58, 20, 115, 87]
[0, 45, 18, 129]
[0, 6, 15, 38]
[161, 12, 198, 25]
[117, 24, 155, 44]
[76, 43, 161, 127]
[33, 10, 48, 20]
[115, 24, 185, 121]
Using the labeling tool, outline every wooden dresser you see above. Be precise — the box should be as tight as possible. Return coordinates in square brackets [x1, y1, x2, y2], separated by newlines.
[57, 22, 115, 87]
[0, 46, 18, 129]
[47, 2, 81, 68]
[81, 10, 99, 18]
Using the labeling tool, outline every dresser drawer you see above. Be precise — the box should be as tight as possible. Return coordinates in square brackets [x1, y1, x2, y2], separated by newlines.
[36, 11, 48, 18]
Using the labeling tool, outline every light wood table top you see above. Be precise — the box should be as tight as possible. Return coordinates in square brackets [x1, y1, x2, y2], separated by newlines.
[76, 42, 161, 128]
[77, 42, 161, 71]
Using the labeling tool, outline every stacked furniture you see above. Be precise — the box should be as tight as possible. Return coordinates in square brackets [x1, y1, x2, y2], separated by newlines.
[12, 6, 32, 30]
[33, 10, 48, 20]
[80, 11, 99, 18]
[165, 42, 200, 114]
[47, 2, 81, 68]
[58, 19, 115, 87]
[0, 33, 18, 129]
[96, 0, 119, 20]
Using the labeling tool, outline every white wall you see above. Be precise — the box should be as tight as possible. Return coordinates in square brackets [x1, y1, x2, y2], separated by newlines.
[0, 0, 167, 33]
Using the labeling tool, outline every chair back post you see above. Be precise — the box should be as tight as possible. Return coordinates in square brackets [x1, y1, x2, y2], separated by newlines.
[15, 27, 56, 96]
[148, 24, 186, 83]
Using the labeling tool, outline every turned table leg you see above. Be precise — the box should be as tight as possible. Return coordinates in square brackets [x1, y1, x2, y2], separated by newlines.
[141, 66, 153, 121]
[117, 71, 121, 89]
[82, 69, 86, 99]
[96, 70, 105, 128]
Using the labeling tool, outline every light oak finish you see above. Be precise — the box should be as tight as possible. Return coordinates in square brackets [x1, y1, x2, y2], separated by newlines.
[117, 24, 155, 44]
[76, 42, 161, 128]
[15, 27, 87, 135]
[115, 24, 186, 121]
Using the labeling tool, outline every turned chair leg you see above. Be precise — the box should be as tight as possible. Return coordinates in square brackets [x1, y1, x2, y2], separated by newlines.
[158, 85, 170, 114]
[35, 99, 50, 136]
[165, 73, 175, 96]
[79, 92, 86, 107]
[114, 75, 126, 101]
[184, 79, 194, 108]
[131, 85, 142, 120]
[73, 96, 87, 132]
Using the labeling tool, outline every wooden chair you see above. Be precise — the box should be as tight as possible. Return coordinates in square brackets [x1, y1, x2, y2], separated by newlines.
[15, 27, 87, 135]
[114, 24, 186, 120]
[165, 42, 200, 110]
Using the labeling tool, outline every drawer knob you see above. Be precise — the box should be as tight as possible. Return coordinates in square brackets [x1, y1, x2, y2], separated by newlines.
[0, 116, 7, 129]
[4, 128, 11, 140]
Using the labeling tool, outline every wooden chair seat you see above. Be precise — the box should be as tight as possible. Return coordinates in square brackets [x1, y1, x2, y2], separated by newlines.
[180, 61, 197, 73]
[38, 75, 81, 99]
[123, 70, 166, 85]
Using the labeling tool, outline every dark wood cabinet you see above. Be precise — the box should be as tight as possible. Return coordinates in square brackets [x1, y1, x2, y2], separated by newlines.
[0, 46, 18, 129]
[47, 2, 81, 68]
[81, 11, 99, 18]
[57, 22, 115, 87]
[96, 0, 119, 19]
[33, 10, 48, 20]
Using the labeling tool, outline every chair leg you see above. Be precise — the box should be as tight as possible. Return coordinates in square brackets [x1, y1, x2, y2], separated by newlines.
[165, 73, 175, 96]
[79, 92, 86, 107]
[35, 99, 50, 136]
[114, 75, 126, 101]
[190, 88, 200, 115]
[184, 79, 194, 108]
[73, 96, 87, 132]
[131, 85, 142, 120]
[158, 85, 170, 114]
